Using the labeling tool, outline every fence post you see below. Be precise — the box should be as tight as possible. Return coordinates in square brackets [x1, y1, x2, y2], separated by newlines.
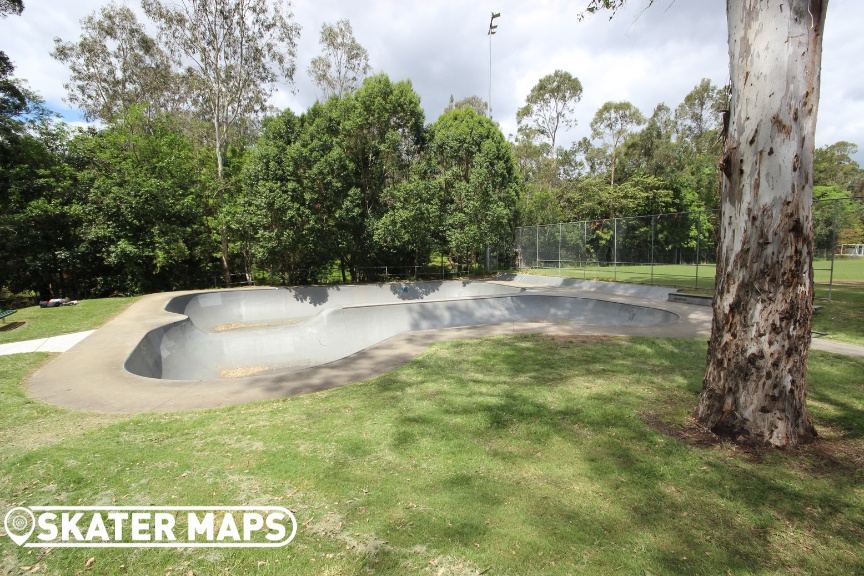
[651, 215, 655, 285]
[695, 211, 701, 290]
[535, 226, 540, 269]
[558, 222, 562, 272]
[828, 198, 839, 301]
[583, 220, 588, 279]
[613, 218, 618, 282]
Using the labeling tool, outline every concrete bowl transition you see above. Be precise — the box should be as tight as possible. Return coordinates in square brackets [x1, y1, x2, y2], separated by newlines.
[28, 274, 713, 413]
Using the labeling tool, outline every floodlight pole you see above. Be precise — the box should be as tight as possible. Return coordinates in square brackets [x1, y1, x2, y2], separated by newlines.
[484, 12, 500, 271]
[488, 12, 500, 119]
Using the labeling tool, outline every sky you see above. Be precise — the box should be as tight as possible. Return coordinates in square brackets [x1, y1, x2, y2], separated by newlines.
[2, 0, 863, 163]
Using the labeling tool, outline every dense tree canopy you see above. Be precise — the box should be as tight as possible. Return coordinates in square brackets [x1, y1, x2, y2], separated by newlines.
[142, 0, 301, 285]
[590, 101, 645, 189]
[429, 107, 522, 267]
[237, 76, 520, 283]
[2, 0, 860, 325]
[516, 79, 729, 227]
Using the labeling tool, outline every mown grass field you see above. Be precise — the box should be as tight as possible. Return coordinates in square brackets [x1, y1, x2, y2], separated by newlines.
[0, 297, 141, 345]
[1, 298, 863, 574]
[527, 257, 864, 293]
[527, 261, 864, 346]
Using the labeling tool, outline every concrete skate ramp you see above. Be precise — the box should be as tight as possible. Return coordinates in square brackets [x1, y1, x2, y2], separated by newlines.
[165, 280, 522, 331]
[126, 285, 678, 381]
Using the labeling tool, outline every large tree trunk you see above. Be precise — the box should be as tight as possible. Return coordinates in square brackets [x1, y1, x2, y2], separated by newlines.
[215, 122, 232, 288]
[696, 0, 826, 448]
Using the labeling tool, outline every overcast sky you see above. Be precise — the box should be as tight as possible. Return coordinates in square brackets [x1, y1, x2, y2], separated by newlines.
[2, 0, 863, 163]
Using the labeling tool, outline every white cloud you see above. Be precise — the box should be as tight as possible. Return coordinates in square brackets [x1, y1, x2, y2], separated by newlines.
[1, 0, 861, 162]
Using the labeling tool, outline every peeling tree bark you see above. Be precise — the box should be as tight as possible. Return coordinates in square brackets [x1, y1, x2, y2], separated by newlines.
[696, 0, 827, 447]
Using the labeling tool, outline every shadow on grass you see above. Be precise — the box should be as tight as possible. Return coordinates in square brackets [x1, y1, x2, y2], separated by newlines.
[3, 335, 862, 575]
[362, 335, 864, 573]
[807, 350, 864, 439]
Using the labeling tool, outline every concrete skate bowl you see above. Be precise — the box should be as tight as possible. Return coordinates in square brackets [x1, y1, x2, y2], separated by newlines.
[125, 280, 679, 381]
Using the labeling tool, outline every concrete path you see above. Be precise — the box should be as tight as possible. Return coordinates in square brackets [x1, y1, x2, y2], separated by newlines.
[811, 337, 864, 359]
[0, 330, 95, 355]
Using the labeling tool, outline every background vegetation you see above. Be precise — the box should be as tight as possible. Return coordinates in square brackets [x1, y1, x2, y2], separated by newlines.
[1, 2, 862, 302]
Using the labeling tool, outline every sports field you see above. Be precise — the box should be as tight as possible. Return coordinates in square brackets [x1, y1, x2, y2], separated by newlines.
[526, 257, 864, 297]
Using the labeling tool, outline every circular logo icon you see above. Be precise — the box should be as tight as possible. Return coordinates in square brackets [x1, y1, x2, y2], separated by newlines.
[4, 507, 35, 546]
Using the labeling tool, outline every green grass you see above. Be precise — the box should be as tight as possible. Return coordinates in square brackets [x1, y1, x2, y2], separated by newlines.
[530, 263, 718, 291]
[0, 297, 141, 345]
[812, 284, 864, 346]
[526, 264, 864, 346]
[2, 336, 862, 575]
[528, 258, 864, 295]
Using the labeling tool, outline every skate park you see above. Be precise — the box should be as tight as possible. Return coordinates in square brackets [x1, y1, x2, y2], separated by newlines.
[26, 274, 718, 413]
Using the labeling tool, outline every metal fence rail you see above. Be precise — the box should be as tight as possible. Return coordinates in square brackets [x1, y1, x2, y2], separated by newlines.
[516, 197, 864, 301]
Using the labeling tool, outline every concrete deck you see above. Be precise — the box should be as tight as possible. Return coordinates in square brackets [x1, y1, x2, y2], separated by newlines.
[23, 274, 862, 414]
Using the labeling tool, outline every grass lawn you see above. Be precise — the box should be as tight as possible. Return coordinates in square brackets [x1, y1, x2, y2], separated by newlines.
[0, 297, 141, 345]
[812, 284, 864, 346]
[1, 334, 862, 575]
[531, 263, 718, 292]
[527, 264, 864, 346]
[528, 258, 864, 294]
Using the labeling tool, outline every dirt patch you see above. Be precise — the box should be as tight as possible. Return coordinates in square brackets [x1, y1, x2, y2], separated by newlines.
[640, 411, 724, 448]
[640, 411, 864, 473]
[213, 322, 278, 332]
[220, 365, 274, 379]
[0, 321, 25, 332]
[543, 334, 618, 347]
[213, 319, 303, 332]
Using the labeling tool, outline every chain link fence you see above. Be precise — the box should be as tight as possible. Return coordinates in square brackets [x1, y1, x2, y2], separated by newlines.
[233, 246, 517, 288]
[516, 197, 864, 300]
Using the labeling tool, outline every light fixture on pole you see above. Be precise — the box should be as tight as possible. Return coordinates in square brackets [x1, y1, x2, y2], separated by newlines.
[487, 11, 500, 120]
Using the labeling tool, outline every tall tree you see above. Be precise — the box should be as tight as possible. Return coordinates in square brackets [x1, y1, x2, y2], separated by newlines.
[444, 94, 489, 117]
[590, 100, 644, 190]
[237, 107, 334, 284]
[516, 70, 582, 159]
[0, 52, 25, 142]
[339, 74, 426, 279]
[813, 141, 863, 193]
[71, 108, 211, 294]
[675, 78, 725, 156]
[695, 0, 826, 447]
[0, 95, 81, 299]
[142, 0, 301, 286]
[622, 103, 679, 180]
[583, 0, 829, 447]
[51, 2, 178, 123]
[429, 107, 522, 267]
[0, 0, 24, 140]
[308, 18, 371, 100]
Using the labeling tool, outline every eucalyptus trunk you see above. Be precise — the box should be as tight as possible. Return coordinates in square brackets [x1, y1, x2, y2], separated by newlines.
[696, 0, 826, 447]
[215, 121, 231, 288]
